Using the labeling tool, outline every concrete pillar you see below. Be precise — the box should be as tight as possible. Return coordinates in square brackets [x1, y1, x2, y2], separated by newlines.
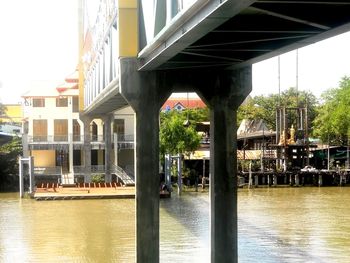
[104, 114, 113, 183]
[197, 66, 252, 263]
[254, 175, 259, 187]
[267, 174, 271, 186]
[120, 57, 251, 263]
[318, 174, 323, 186]
[68, 131, 74, 174]
[164, 154, 171, 187]
[273, 174, 277, 186]
[248, 162, 253, 188]
[29, 156, 35, 194]
[209, 98, 237, 262]
[22, 134, 29, 158]
[120, 58, 172, 263]
[295, 174, 300, 186]
[82, 116, 92, 183]
[177, 155, 182, 194]
[19, 158, 24, 198]
[68, 111, 74, 174]
[114, 133, 119, 166]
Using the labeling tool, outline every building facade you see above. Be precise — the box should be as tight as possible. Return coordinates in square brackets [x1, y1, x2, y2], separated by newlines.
[21, 72, 135, 184]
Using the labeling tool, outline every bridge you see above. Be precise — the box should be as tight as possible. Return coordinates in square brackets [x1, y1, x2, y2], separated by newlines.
[78, 1, 350, 262]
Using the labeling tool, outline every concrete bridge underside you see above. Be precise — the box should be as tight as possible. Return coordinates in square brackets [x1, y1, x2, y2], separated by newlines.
[84, 1, 350, 262]
[139, 0, 350, 71]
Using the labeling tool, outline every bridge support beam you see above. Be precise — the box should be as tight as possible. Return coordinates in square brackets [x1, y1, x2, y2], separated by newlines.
[196, 66, 252, 263]
[120, 58, 172, 263]
[120, 57, 251, 263]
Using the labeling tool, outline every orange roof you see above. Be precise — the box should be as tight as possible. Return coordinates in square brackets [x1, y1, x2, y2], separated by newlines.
[64, 70, 79, 83]
[162, 98, 206, 110]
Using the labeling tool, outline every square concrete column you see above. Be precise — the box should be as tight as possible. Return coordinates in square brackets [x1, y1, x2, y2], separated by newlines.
[197, 66, 252, 263]
[104, 114, 113, 183]
[120, 58, 172, 263]
[82, 116, 92, 183]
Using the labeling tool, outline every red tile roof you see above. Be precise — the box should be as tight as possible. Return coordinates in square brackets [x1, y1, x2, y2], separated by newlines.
[162, 98, 206, 110]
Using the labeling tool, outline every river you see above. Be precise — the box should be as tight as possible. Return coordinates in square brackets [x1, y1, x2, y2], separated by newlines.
[1, 187, 350, 262]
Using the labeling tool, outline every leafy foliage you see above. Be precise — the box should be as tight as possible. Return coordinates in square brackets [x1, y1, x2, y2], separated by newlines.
[313, 76, 350, 144]
[0, 137, 23, 191]
[160, 109, 204, 156]
[0, 102, 6, 124]
[238, 87, 318, 131]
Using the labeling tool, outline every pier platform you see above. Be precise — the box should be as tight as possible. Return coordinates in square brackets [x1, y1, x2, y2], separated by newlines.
[33, 182, 170, 200]
[33, 183, 135, 200]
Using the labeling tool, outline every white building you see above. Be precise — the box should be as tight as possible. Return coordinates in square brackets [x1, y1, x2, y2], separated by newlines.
[22, 72, 135, 184]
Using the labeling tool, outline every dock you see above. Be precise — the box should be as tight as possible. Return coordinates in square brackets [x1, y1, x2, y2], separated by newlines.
[239, 169, 350, 188]
[33, 182, 135, 200]
[32, 182, 171, 200]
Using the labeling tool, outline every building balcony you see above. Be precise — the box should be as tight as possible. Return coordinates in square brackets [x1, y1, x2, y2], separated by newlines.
[28, 135, 85, 144]
[25, 133, 135, 150]
[116, 134, 134, 150]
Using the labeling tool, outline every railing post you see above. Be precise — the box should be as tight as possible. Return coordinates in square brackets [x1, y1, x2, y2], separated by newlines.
[28, 156, 35, 194]
[19, 158, 24, 198]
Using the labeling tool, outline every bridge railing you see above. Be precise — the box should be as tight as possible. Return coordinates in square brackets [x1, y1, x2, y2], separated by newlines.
[83, 14, 119, 110]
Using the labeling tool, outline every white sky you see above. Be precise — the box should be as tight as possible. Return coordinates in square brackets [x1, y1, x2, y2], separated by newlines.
[0, 0, 349, 104]
[0, 0, 78, 104]
[252, 31, 350, 98]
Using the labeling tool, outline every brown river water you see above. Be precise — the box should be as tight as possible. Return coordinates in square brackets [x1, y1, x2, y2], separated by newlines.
[1, 187, 350, 262]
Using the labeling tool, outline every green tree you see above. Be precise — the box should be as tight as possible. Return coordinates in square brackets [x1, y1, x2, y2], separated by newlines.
[313, 76, 350, 144]
[0, 102, 6, 124]
[160, 110, 202, 157]
[238, 87, 318, 132]
[0, 137, 23, 191]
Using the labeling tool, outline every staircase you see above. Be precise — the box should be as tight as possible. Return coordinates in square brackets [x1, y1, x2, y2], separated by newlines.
[61, 170, 75, 187]
[112, 165, 135, 186]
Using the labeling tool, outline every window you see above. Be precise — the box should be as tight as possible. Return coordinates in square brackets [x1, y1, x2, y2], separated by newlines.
[73, 119, 80, 141]
[56, 97, 68, 107]
[54, 119, 68, 141]
[72, 96, 79, 112]
[113, 119, 125, 141]
[33, 98, 45, 107]
[33, 119, 47, 141]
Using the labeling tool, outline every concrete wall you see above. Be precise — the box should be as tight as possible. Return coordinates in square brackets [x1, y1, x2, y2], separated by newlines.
[118, 149, 134, 169]
[32, 150, 56, 167]
[24, 96, 80, 138]
[114, 106, 135, 137]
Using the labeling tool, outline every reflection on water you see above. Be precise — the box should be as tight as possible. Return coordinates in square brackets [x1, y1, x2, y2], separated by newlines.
[1, 188, 350, 262]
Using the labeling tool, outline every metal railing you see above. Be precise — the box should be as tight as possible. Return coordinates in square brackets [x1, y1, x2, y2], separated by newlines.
[91, 165, 106, 173]
[112, 165, 135, 186]
[34, 165, 135, 185]
[27, 134, 135, 144]
[73, 166, 84, 174]
[34, 167, 61, 175]
[28, 135, 85, 143]
[91, 135, 104, 142]
[116, 134, 134, 142]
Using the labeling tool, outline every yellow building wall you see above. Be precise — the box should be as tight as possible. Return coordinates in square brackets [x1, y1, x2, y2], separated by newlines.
[0, 104, 22, 123]
[118, 0, 138, 57]
[31, 150, 56, 167]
